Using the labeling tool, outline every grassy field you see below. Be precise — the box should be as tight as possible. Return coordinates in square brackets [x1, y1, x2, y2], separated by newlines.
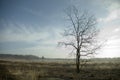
[0, 58, 120, 80]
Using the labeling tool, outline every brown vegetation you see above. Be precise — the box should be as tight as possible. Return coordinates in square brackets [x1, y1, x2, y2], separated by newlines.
[0, 59, 120, 80]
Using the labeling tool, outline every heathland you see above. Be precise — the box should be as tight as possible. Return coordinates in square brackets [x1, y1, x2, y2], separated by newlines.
[0, 55, 120, 80]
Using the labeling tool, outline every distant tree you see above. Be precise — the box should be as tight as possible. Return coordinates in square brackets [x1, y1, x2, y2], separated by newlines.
[59, 6, 102, 73]
[42, 56, 44, 59]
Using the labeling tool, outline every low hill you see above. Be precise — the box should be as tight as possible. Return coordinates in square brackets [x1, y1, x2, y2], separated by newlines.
[0, 54, 40, 60]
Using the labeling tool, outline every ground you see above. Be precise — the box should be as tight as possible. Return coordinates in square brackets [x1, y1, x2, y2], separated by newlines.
[0, 59, 120, 80]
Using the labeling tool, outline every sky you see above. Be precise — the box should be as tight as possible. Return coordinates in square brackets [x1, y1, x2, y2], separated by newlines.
[0, 0, 120, 58]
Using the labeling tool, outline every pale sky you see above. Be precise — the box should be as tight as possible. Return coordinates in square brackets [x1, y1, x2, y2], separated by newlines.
[0, 0, 120, 58]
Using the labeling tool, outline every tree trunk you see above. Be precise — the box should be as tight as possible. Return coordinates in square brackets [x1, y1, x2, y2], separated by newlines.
[76, 49, 80, 73]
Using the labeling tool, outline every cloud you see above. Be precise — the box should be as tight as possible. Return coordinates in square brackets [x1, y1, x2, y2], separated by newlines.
[0, 20, 67, 58]
[98, 9, 120, 22]
[105, 0, 120, 11]
[97, 0, 120, 23]
[98, 37, 120, 58]
[0, 27, 50, 43]
[114, 28, 120, 32]
[0, 20, 65, 55]
[0, 21, 62, 43]
[96, 23, 120, 58]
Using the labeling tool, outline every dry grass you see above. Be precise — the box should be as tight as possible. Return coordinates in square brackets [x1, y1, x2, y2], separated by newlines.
[0, 59, 120, 80]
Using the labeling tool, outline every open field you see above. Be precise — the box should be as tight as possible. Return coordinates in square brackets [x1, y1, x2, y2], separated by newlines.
[0, 58, 120, 80]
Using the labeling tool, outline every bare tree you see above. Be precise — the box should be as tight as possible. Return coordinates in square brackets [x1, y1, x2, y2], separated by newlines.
[59, 6, 101, 73]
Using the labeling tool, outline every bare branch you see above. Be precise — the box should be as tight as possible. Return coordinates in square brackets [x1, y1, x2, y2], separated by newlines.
[58, 6, 104, 73]
[58, 42, 77, 49]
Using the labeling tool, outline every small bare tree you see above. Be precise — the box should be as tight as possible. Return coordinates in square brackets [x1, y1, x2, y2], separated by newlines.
[59, 6, 101, 73]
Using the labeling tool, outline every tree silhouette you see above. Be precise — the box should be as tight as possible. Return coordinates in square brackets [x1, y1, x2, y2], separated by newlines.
[59, 6, 101, 73]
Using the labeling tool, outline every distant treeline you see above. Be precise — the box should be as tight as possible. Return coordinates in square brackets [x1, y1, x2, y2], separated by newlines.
[0, 54, 40, 60]
[0, 54, 120, 63]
